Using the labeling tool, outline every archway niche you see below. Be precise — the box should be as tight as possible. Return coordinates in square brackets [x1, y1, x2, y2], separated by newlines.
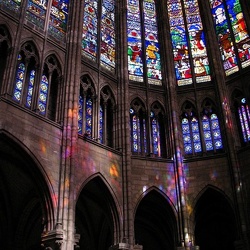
[75, 176, 119, 250]
[134, 189, 178, 250]
[195, 187, 238, 250]
[0, 133, 54, 250]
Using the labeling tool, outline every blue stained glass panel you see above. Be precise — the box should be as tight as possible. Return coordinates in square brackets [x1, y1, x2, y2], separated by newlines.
[191, 117, 202, 153]
[211, 113, 223, 149]
[85, 98, 93, 136]
[151, 111, 160, 156]
[78, 95, 83, 134]
[100, 0, 115, 70]
[239, 98, 250, 142]
[13, 61, 25, 103]
[127, 0, 143, 82]
[182, 117, 193, 154]
[26, 70, 35, 108]
[82, 0, 98, 60]
[202, 115, 214, 151]
[99, 105, 103, 143]
[38, 75, 48, 115]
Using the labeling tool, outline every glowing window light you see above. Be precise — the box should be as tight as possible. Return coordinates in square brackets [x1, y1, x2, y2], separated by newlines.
[26, 0, 48, 29]
[78, 95, 84, 134]
[38, 74, 49, 115]
[82, 0, 98, 60]
[86, 98, 93, 136]
[26, 70, 35, 108]
[167, 0, 211, 86]
[151, 111, 161, 156]
[13, 60, 25, 103]
[238, 98, 250, 142]
[100, 0, 116, 70]
[127, 0, 162, 85]
[182, 116, 202, 154]
[1, 0, 22, 14]
[209, 0, 250, 75]
[49, 0, 69, 40]
[99, 105, 104, 143]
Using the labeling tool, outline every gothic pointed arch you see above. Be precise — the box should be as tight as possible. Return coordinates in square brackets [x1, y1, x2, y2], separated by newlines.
[0, 130, 55, 249]
[78, 75, 96, 136]
[134, 188, 178, 250]
[100, 85, 116, 147]
[13, 41, 39, 109]
[150, 101, 167, 157]
[130, 98, 148, 155]
[194, 186, 238, 250]
[75, 175, 120, 249]
[39, 54, 62, 121]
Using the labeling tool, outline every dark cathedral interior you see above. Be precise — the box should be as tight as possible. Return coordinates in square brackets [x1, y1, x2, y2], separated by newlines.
[0, 0, 250, 249]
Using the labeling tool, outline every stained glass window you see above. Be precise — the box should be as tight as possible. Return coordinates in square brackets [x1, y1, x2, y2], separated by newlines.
[1, 0, 22, 14]
[26, 0, 48, 28]
[99, 105, 104, 143]
[127, 0, 162, 85]
[209, 0, 250, 76]
[167, 0, 211, 86]
[78, 95, 84, 135]
[182, 114, 202, 154]
[82, 0, 115, 71]
[78, 91, 93, 137]
[26, 70, 35, 108]
[238, 98, 250, 142]
[151, 111, 160, 156]
[85, 98, 93, 136]
[130, 106, 147, 154]
[82, 0, 98, 60]
[38, 74, 49, 115]
[13, 58, 25, 103]
[49, 0, 69, 39]
[100, 0, 115, 69]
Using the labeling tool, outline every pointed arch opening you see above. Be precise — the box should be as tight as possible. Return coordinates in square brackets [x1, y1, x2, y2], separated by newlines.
[0, 131, 55, 250]
[75, 176, 120, 249]
[134, 189, 178, 250]
[194, 187, 238, 250]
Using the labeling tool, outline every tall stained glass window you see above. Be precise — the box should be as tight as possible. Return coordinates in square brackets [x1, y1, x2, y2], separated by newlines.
[130, 100, 147, 154]
[127, 0, 162, 85]
[82, 0, 116, 71]
[13, 56, 26, 103]
[181, 104, 202, 154]
[78, 80, 95, 137]
[202, 112, 223, 151]
[167, 0, 211, 86]
[49, 0, 69, 39]
[151, 111, 161, 156]
[26, 0, 48, 28]
[38, 75, 49, 115]
[238, 97, 250, 142]
[209, 0, 250, 76]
